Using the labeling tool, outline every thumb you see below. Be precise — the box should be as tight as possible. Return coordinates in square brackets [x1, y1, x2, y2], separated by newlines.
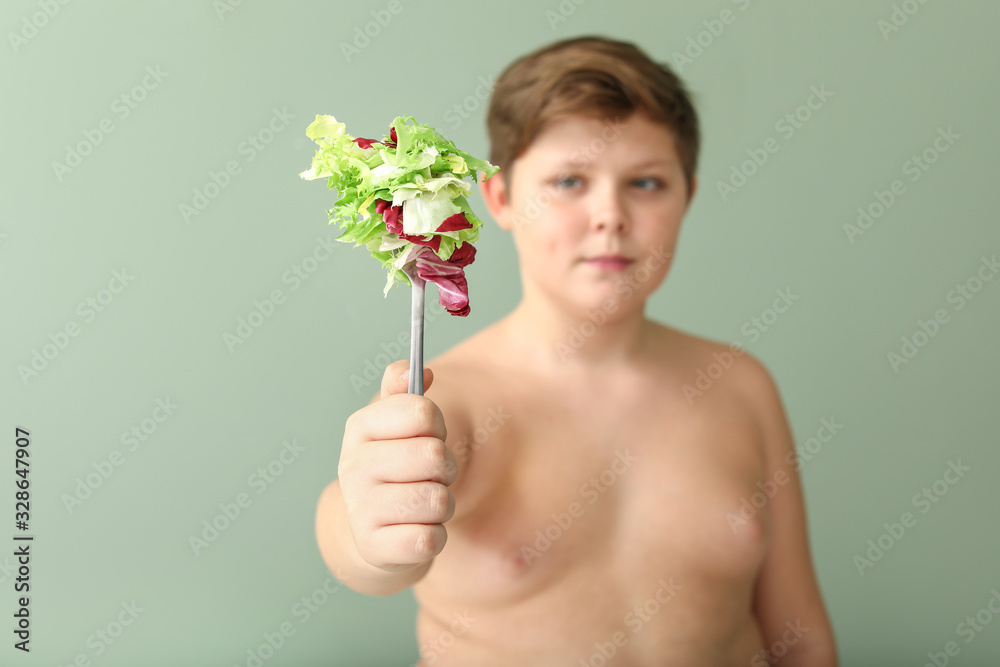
[379, 360, 434, 399]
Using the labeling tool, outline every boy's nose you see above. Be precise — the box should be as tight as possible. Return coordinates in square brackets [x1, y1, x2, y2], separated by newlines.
[589, 184, 629, 234]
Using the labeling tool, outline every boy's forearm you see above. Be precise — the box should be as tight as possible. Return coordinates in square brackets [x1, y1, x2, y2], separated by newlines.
[315, 479, 432, 597]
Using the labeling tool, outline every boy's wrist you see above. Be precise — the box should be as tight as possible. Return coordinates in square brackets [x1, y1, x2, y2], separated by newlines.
[343, 545, 433, 596]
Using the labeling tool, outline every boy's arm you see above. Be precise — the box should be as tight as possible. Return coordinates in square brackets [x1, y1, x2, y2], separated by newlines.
[742, 355, 838, 667]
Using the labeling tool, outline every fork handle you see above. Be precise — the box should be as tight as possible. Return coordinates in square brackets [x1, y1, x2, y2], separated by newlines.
[407, 271, 425, 395]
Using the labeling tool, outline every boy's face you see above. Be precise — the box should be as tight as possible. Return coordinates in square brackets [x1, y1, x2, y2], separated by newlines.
[481, 110, 697, 315]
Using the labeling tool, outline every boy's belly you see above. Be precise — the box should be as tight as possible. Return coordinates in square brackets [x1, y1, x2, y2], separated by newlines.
[413, 559, 768, 667]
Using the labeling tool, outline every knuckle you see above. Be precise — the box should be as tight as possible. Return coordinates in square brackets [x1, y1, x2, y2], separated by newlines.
[423, 437, 447, 467]
[441, 489, 456, 522]
[442, 451, 459, 483]
[415, 524, 445, 558]
[412, 397, 434, 425]
[427, 483, 448, 516]
[414, 525, 433, 557]
[440, 489, 454, 519]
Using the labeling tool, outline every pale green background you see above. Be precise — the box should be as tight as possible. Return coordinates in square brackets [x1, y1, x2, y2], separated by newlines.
[2, 0, 998, 665]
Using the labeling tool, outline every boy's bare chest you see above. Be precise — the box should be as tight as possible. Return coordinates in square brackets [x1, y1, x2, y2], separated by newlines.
[429, 385, 771, 609]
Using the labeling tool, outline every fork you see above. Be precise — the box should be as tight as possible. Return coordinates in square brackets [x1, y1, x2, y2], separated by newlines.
[401, 264, 425, 395]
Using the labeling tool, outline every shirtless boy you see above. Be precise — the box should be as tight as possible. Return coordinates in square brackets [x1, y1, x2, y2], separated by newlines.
[315, 36, 838, 666]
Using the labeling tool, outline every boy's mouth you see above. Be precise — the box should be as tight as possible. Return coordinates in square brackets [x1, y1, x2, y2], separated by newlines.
[582, 255, 634, 271]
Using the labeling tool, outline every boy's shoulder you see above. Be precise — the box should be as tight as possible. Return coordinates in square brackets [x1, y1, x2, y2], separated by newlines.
[652, 322, 773, 386]
[642, 322, 784, 437]
[663, 323, 789, 451]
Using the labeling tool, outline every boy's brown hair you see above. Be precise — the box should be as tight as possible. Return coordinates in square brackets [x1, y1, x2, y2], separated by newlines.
[486, 35, 700, 198]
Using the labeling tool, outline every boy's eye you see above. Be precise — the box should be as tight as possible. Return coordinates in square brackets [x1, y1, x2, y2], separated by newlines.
[633, 177, 664, 191]
[553, 175, 583, 189]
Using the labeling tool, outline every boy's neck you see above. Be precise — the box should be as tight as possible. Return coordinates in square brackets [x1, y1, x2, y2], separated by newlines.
[500, 292, 652, 371]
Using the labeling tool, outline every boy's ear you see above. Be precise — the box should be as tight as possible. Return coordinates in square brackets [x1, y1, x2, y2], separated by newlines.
[479, 169, 514, 232]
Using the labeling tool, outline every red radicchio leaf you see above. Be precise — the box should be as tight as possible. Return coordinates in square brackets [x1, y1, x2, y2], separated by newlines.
[447, 242, 476, 267]
[436, 212, 472, 232]
[412, 247, 473, 316]
[380, 201, 403, 234]
[401, 233, 441, 253]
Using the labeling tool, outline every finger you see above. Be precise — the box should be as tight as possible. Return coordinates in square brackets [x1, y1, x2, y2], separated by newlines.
[351, 394, 447, 443]
[368, 481, 456, 527]
[363, 523, 448, 570]
[380, 360, 434, 399]
[345, 437, 457, 486]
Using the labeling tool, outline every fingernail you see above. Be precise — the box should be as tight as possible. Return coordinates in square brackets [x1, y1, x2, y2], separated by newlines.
[400, 369, 410, 381]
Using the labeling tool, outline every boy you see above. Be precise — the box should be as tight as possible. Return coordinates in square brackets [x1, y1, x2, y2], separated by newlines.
[315, 36, 837, 666]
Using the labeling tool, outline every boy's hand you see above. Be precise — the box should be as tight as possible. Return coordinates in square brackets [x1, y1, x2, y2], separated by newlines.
[338, 360, 457, 573]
